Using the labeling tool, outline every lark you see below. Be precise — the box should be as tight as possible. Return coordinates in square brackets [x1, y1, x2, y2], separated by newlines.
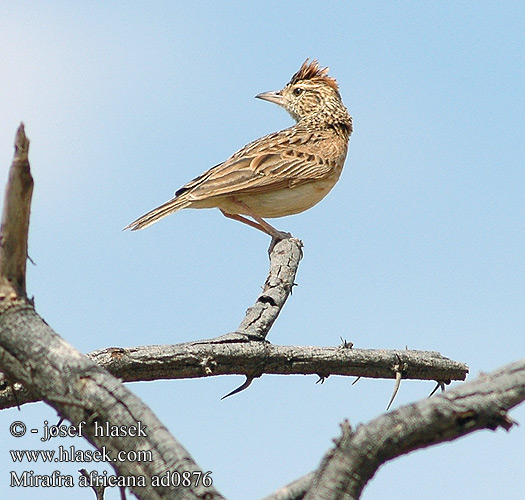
[125, 60, 353, 241]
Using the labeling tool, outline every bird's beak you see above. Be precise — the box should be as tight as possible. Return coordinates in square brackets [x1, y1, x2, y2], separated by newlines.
[255, 90, 285, 106]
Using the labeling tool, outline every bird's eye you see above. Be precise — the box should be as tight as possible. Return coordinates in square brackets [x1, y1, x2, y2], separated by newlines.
[293, 87, 304, 96]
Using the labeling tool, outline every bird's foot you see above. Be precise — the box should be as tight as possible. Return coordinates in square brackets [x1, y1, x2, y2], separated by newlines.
[268, 231, 293, 255]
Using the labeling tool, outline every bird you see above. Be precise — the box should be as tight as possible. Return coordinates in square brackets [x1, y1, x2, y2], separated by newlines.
[125, 59, 353, 243]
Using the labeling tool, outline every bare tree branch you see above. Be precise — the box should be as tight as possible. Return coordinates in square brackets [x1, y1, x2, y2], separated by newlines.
[235, 237, 303, 339]
[88, 343, 467, 382]
[0, 343, 468, 410]
[79, 468, 107, 500]
[0, 123, 32, 298]
[294, 359, 525, 500]
[261, 473, 313, 500]
[0, 204, 468, 410]
[0, 125, 224, 500]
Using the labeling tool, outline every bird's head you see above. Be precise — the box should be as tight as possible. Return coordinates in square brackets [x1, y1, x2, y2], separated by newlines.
[256, 59, 343, 123]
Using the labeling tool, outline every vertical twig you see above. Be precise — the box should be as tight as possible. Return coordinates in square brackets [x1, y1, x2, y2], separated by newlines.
[0, 123, 33, 298]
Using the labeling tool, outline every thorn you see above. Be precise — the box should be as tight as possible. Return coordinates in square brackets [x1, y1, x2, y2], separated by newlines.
[339, 337, 353, 349]
[352, 376, 361, 385]
[387, 356, 407, 410]
[386, 370, 402, 411]
[7, 379, 21, 410]
[428, 381, 446, 397]
[496, 411, 518, 431]
[221, 376, 254, 400]
[316, 374, 329, 384]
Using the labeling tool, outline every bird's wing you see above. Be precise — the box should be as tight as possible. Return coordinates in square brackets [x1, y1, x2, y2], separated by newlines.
[176, 131, 335, 201]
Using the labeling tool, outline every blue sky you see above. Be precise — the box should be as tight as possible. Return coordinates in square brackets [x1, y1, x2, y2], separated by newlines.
[1, 2, 524, 499]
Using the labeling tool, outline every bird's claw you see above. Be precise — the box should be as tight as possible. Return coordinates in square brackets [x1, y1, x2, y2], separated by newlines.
[268, 231, 293, 255]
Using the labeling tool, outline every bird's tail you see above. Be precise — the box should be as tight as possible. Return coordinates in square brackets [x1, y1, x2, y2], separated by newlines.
[124, 195, 192, 231]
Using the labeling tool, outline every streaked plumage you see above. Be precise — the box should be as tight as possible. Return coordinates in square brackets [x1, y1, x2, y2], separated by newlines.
[125, 60, 352, 239]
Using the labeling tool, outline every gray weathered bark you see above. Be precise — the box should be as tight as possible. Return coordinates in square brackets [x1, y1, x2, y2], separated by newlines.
[261, 359, 525, 500]
[0, 125, 224, 500]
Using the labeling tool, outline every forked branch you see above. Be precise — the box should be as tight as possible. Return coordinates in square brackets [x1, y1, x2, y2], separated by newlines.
[0, 199, 468, 409]
[0, 125, 224, 500]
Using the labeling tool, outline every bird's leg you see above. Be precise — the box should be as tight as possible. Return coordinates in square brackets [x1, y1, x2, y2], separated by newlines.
[220, 210, 289, 255]
[220, 210, 270, 235]
[221, 198, 291, 241]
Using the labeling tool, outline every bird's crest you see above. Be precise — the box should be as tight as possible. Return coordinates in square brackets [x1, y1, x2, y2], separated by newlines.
[289, 59, 339, 91]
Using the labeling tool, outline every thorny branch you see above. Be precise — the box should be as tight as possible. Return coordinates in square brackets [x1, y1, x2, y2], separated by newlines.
[0, 339, 468, 411]
[0, 196, 468, 407]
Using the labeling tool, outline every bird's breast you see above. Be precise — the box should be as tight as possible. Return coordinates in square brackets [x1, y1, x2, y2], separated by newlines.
[218, 177, 339, 218]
